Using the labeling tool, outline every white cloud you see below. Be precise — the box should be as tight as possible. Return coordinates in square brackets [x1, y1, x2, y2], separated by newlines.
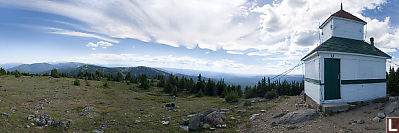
[86, 41, 114, 49]
[46, 27, 120, 43]
[2, 0, 398, 70]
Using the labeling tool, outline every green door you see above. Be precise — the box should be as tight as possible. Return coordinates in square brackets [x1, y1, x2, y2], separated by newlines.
[324, 58, 340, 100]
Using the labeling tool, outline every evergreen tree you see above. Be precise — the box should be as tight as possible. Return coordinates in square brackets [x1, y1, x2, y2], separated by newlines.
[50, 69, 60, 78]
[125, 72, 132, 81]
[116, 72, 124, 82]
[138, 74, 150, 89]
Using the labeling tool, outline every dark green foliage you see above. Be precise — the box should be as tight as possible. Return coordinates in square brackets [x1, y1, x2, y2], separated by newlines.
[0, 67, 6, 75]
[138, 74, 150, 89]
[244, 77, 304, 99]
[50, 69, 60, 78]
[74, 78, 80, 86]
[115, 72, 124, 82]
[264, 89, 278, 99]
[125, 72, 131, 81]
[225, 91, 239, 102]
[388, 67, 399, 96]
[103, 82, 108, 88]
[12, 70, 21, 77]
[196, 88, 204, 97]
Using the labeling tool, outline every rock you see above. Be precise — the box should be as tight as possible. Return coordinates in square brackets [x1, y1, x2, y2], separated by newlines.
[230, 116, 236, 120]
[80, 112, 93, 118]
[92, 129, 104, 133]
[161, 121, 169, 125]
[203, 123, 210, 129]
[249, 114, 260, 121]
[210, 127, 216, 131]
[181, 118, 189, 125]
[372, 116, 381, 122]
[165, 103, 175, 108]
[187, 114, 196, 117]
[35, 126, 43, 129]
[189, 114, 204, 131]
[34, 104, 44, 110]
[355, 119, 365, 124]
[377, 113, 386, 119]
[260, 110, 266, 113]
[35, 118, 46, 126]
[1, 112, 11, 117]
[205, 111, 226, 126]
[384, 101, 398, 115]
[248, 106, 254, 110]
[10, 107, 16, 112]
[272, 113, 286, 118]
[243, 100, 251, 106]
[270, 121, 278, 126]
[179, 125, 189, 131]
[59, 120, 72, 128]
[287, 125, 297, 130]
[134, 120, 140, 124]
[203, 108, 217, 116]
[25, 125, 30, 128]
[220, 108, 230, 112]
[222, 124, 227, 128]
[277, 109, 318, 124]
[172, 96, 177, 100]
[236, 110, 247, 114]
[82, 106, 94, 112]
[216, 124, 222, 128]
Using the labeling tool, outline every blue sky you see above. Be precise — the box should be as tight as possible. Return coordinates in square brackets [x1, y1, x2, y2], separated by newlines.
[0, 0, 398, 75]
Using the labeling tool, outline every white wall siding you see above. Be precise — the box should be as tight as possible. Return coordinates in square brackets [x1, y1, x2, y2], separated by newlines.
[305, 81, 321, 104]
[321, 20, 333, 43]
[304, 56, 320, 80]
[332, 18, 364, 41]
[322, 83, 386, 103]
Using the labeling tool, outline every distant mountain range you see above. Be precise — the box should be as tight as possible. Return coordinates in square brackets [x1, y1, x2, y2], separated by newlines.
[3, 62, 303, 87]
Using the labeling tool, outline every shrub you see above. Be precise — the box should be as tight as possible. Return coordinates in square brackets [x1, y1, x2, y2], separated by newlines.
[264, 89, 278, 99]
[225, 91, 239, 103]
[196, 90, 204, 97]
[74, 78, 80, 86]
[103, 82, 109, 88]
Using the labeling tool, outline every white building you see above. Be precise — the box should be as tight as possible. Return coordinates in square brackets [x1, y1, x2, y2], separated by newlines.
[301, 5, 391, 104]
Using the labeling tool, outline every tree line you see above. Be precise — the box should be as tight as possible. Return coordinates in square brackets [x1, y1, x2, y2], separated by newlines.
[0, 67, 306, 102]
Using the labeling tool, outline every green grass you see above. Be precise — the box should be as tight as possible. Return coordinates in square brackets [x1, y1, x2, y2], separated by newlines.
[0, 75, 235, 132]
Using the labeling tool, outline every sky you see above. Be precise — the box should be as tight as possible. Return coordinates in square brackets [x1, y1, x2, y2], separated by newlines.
[0, 0, 399, 75]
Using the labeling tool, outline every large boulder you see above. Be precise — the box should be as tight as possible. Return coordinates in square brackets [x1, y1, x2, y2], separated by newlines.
[277, 109, 318, 124]
[188, 114, 204, 131]
[384, 101, 398, 116]
[203, 108, 217, 116]
[205, 111, 226, 126]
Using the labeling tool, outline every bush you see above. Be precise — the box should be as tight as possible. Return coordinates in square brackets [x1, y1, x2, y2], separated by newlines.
[264, 89, 278, 99]
[74, 78, 80, 86]
[103, 82, 109, 88]
[225, 91, 239, 102]
[196, 90, 204, 97]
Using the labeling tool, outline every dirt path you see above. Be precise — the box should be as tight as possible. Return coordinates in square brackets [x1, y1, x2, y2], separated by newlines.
[237, 96, 386, 133]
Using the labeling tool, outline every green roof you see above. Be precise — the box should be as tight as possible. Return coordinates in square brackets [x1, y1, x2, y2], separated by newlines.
[302, 37, 391, 60]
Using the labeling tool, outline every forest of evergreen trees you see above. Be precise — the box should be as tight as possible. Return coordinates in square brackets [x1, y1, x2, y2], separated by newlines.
[387, 67, 399, 96]
[0, 67, 306, 102]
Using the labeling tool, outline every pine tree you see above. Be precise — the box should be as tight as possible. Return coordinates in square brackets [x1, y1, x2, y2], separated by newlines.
[125, 72, 131, 81]
[50, 69, 60, 78]
[116, 72, 124, 82]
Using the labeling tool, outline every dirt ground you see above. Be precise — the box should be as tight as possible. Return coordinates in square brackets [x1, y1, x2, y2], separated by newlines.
[237, 96, 387, 133]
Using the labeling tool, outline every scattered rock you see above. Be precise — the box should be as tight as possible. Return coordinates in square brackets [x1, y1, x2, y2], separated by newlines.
[203, 123, 210, 129]
[181, 118, 189, 125]
[236, 110, 247, 114]
[210, 127, 216, 131]
[189, 114, 204, 131]
[230, 116, 236, 120]
[25, 125, 30, 128]
[377, 113, 386, 119]
[270, 121, 278, 126]
[220, 108, 230, 112]
[129, 88, 136, 92]
[372, 117, 381, 122]
[165, 103, 175, 108]
[134, 120, 140, 124]
[172, 95, 177, 100]
[272, 112, 286, 118]
[187, 114, 196, 118]
[203, 108, 217, 116]
[80, 112, 93, 118]
[205, 111, 226, 126]
[35, 126, 43, 129]
[10, 107, 16, 112]
[161, 121, 169, 125]
[248, 106, 254, 110]
[82, 106, 94, 112]
[249, 114, 260, 121]
[384, 101, 398, 115]
[355, 119, 365, 124]
[277, 109, 318, 124]
[34, 104, 44, 110]
[221, 124, 227, 128]
[92, 129, 104, 133]
[287, 125, 297, 130]
[260, 110, 266, 113]
[243, 100, 251, 106]
[179, 125, 189, 131]
[1, 112, 11, 117]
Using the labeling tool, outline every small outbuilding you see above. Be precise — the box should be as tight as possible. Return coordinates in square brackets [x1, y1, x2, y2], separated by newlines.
[301, 5, 391, 104]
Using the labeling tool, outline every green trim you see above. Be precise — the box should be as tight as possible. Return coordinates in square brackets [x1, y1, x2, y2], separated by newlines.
[341, 79, 386, 84]
[304, 78, 322, 85]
